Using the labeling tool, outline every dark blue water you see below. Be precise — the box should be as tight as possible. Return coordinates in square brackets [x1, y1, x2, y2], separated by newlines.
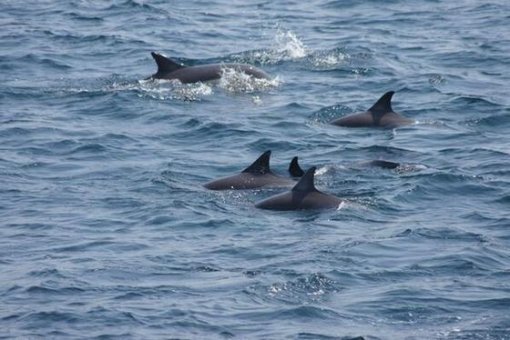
[1, 1, 510, 339]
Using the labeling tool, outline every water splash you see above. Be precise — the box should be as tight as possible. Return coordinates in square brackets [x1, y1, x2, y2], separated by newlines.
[272, 29, 308, 60]
[109, 78, 215, 101]
[242, 29, 308, 64]
[171, 82, 213, 101]
[218, 66, 280, 94]
[337, 201, 347, 210]
[95, 70, 277, 101]
[266, 273, 338, 303]
[315, 166, 330, 176]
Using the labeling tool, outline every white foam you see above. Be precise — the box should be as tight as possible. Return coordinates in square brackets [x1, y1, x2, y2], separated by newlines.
[172, 82, 213, 101]
[218, 66, 280, 94]
[273, 29, 307, 59]
[310, 51, 348, 68]
[336, 201, 346, 211]
[251, 95, 262, 105]
[108, 78, 215, 101]
[315, 165, 334, 176]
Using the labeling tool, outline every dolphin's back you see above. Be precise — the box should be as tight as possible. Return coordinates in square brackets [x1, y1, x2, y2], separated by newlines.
[169, 64, 269, 83]
[204, 150, 295, 190]
[150, 53, 269, 83]
[330, 91, 413, 128]
[378, 112, 413, 128]
[255, 167, 343, 210]
[304, 192, 343, 209]
[204, 173, 293, 190]
[331, 112, 375, 127]
[168, 65, 223, 83]
[255, 191, 342, 211]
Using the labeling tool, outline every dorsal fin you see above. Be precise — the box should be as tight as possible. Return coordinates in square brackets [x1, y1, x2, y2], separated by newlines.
[288, 156, 305, 177]
[242, 150, 271, 174]
[292, 167, 317, 192]
[368, 91, 395, 121]
[151, 52, 184, 75]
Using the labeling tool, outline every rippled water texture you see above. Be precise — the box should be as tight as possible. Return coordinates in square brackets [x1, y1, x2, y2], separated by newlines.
[1, 0, 510, 339]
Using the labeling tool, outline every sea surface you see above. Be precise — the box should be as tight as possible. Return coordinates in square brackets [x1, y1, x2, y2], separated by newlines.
[1, 0, 510, 339]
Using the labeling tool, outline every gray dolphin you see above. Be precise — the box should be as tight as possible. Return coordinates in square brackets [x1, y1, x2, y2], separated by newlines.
[204, 151, 297, 190]
[255, 167, 344, 211]
[149, 52, 270, 83]
[362, 160, 400, 169]
[330, 91, 413, 128]
[288, 156, 305, 177]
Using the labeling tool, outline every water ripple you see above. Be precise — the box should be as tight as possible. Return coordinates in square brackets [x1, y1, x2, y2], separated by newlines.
[1, 0, 510, 339]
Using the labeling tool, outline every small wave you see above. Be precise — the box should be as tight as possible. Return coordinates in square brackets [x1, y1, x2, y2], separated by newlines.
[441, 329, 510, 340]
[66, 143, 107, 156]
[28, 268, 66, 278]
[298, 334, 367, 340]
[260, 272, 340, 304]
[448, 95, 502, 108]
[464, 113, 510, 128]
[25, 286, 85, 295]
[414, 253, 505, 273]
[52, 241, 112, 252]
[275, 305, 341, 319]
[67, 12, 104, 22]
[308, 48, 350, 70]
[398, 227, 488, 243]
[113, 292, 144, 300]
[19, 53, 72, 70]
[170, 120, 255, 142]
[20, 311, 80, 323]
[103, 0, 161, 12]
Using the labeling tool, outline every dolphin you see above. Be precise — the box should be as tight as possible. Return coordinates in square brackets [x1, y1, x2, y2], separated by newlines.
[255, 167, 344, 211]
[288, 156, 305, 177]
[362, 160, 400, 169]
[330, 91, 413, 128]
[149, 52, 270, 83]
[204, 151, 297, 190]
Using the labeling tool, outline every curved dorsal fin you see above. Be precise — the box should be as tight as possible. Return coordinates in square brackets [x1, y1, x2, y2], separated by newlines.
[288, 156, 305, 177]
[242, 150, 271, 174]
[292, 167, 317, 192]
[368, 91, 395, 121]
[151, 52, 184, 75]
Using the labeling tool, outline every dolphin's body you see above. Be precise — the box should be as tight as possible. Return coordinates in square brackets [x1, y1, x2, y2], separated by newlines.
[362, 160, 400, 169]
[331, 91, 413, 128]
[255, 167, 343, 211]
[204, 151, 298, 190]
[149, 52, 269, 83]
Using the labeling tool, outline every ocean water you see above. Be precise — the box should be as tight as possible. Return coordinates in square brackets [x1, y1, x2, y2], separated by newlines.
[1, 0, 510, 339]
